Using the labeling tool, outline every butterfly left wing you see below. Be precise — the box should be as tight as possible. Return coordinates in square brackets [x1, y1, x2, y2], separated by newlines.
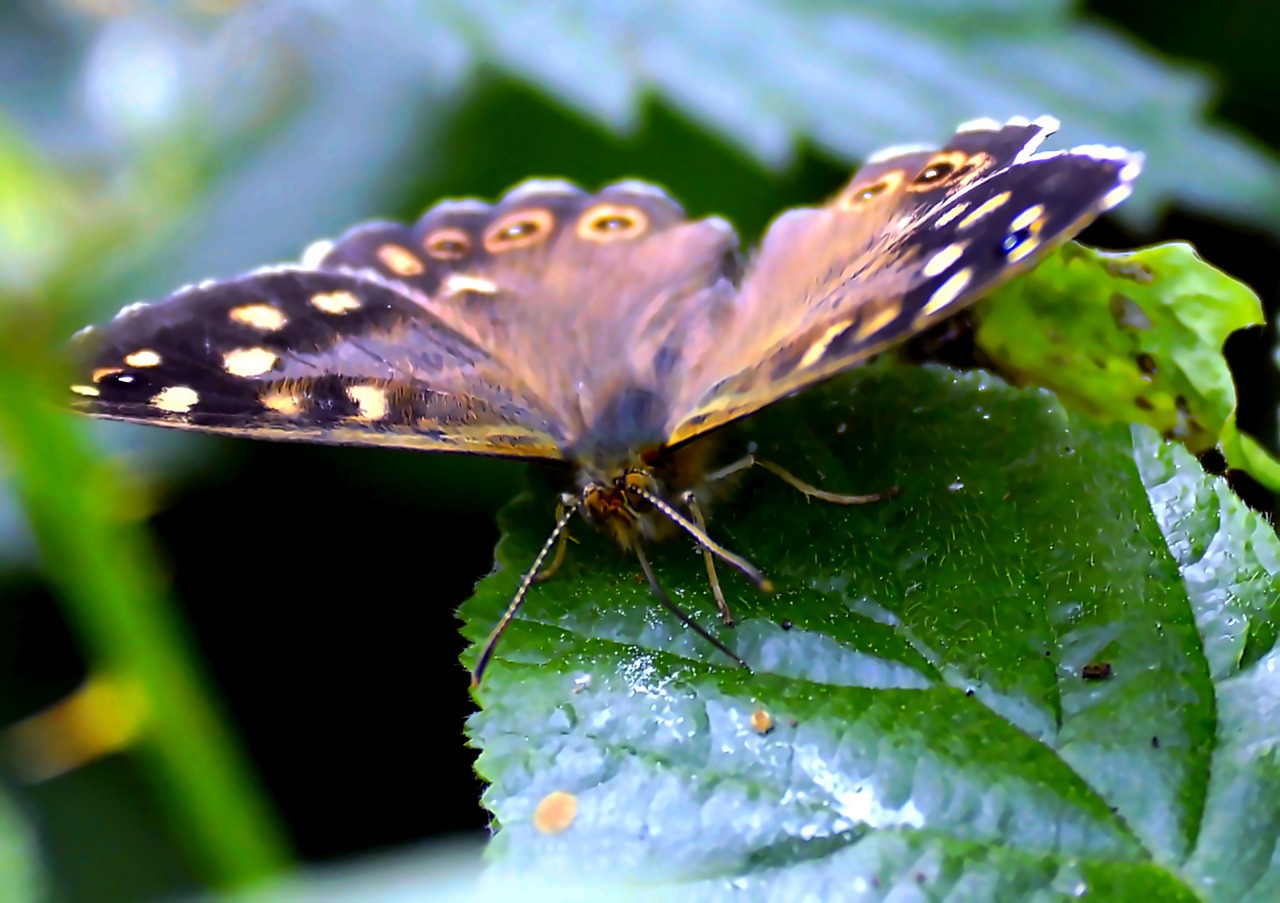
[666, 116, 1142, 446]
[69, 268, 569, 459]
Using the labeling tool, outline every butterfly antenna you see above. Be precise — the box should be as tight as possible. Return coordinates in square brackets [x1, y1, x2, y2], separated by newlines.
[633, 542, 748, 671]
[628, 485, 773, 592]
[471, 495, 579, 689]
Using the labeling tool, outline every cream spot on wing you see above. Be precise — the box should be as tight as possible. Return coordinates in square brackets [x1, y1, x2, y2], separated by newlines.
[502, 178, 581, 201]
[1006, 236, 1042, 264]
[223, 347, 278, 377]
[229, 303, 288, 331]
[311, 291, 361, 314]
[346, 384, 389, 420]
[92, 367, 123, 382]
[1101, 183, 1133, 210]
[957, 191, 1012, 229]
[260, 388, 303, 415]
[956, 117, 1001, 133]
[150, 385, 199, 413]
[920, 268, 973, 318]
[299, 239, 335, 268]
[1009, 204, 1045, 234]
[934, 202, 970, 228]
[376, 243, 425, 277]
[115, 301, 149, 319]
[865, 143, 931, 164]
[124, 349, 161, 368]
[852, 304, 899, 341]
[71, 384, 101, 397]
[922, 242, 966, 278]
[443, 273, 498, 296]
[799, 319, 854, 369]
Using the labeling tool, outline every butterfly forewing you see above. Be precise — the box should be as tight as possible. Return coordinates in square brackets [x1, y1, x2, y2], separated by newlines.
[665, 119, 1142, 446]
[70, 268, 568, 459]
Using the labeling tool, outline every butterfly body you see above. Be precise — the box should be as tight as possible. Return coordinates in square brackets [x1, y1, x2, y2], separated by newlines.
[68, 115, 1142, 682]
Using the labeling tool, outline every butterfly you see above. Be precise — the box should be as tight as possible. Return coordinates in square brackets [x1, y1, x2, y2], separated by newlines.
[67, 115, 1142, 685]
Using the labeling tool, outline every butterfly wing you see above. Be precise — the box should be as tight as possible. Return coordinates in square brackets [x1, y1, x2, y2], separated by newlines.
[666, 116, 1142, 445]
[70, 181, 742, 465]
[308, 179, 741, 463]
[69, 268, 569, 459]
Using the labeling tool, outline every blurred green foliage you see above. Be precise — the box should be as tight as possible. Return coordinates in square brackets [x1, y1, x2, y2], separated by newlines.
[0, 1, 1277, 901]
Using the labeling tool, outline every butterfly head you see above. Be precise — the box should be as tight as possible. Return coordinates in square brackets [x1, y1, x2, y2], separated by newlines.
[578, 466, 666, 549]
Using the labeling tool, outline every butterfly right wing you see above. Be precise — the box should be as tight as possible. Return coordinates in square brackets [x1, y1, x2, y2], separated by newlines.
[665, 117, 1142, 446]
[69, 268, 568, 460]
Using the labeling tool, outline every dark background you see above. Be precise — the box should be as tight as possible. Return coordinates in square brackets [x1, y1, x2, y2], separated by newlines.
[1, 1, 1277, 899]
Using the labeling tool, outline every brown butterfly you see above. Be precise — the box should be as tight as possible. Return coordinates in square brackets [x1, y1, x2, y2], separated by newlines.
[68, 115, 1141, 685]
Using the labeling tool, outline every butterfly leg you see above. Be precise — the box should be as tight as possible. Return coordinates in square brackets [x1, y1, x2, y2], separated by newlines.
[472, 494, 579, 688]
[707, 454, 899, 505]
[634, 542, 748, 672]
[680, 490, 735, 626]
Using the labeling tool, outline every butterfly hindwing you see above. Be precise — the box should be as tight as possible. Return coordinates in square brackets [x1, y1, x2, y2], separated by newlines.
[310, 179, 741, 461]
[311, 199, 495, 295]
[665, 117, 1142, 446]
[70, 268, 568, 459]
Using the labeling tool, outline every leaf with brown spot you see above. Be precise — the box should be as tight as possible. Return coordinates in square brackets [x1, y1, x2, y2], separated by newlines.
[462, 364, 1278, 898]
[971, 241, 1278, 490]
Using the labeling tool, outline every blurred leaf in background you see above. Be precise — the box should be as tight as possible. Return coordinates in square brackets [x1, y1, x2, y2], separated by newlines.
[0, 0, 1278, 901]
[0, 783, 43, 903]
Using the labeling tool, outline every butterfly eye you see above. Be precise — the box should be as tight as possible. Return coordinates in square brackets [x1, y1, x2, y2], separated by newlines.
[483, 208, 555, 253]
[577, 203, 649, 242]
[423, 227, 472, 261]
[623, 471, 651, 492]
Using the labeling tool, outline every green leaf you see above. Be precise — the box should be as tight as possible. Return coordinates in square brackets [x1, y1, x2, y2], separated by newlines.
[0, 119, 75, 297]
[972, 241, 1278, 489]
[1135, 429, 1280, 901]
[463, 362, 1279, 899]
[0, 316, 291, 889]
[0, 786, 43, 903]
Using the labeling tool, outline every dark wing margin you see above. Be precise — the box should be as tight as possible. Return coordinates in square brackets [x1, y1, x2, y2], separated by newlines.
[69, 268, 567, 460]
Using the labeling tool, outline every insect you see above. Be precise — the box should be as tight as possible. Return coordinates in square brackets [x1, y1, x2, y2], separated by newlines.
[68, 115, 1141, 685]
